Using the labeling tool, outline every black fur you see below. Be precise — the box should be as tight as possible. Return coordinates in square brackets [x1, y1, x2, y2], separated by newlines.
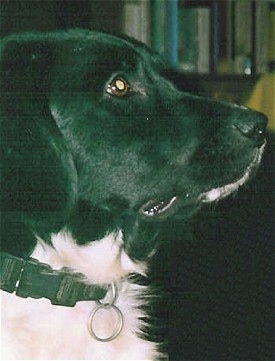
[1, 29, 271, 360]
[0, 29, 267, 262]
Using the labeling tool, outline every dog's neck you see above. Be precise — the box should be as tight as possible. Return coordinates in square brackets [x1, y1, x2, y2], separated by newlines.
[1, 230, 161, 359]
[0, 230, 148, 307]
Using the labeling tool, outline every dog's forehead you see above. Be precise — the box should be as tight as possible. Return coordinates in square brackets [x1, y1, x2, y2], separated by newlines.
[1, 30, 161, 76]
[81, 31, 148, 54]
[89, 38, 139, 64]
[61, 31, 158, 69]
[47, 34, 140, 74]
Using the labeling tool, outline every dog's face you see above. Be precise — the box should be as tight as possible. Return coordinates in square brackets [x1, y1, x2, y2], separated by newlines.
[1, 30, 266, 260]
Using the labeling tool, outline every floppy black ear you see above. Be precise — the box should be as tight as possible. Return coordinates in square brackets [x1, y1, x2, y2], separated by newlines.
[0, 33, 77, 257]
[0, 33, 55, 115]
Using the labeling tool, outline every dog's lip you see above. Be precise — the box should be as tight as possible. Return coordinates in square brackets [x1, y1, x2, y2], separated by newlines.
[139, 196, 178, 217]
[199, 142, 266, 203]
[140, 143, 265, 218]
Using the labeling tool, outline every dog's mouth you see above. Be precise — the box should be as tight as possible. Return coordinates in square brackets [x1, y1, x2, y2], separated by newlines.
[140, 143, 265, 218]
[139, 196, 178, 218]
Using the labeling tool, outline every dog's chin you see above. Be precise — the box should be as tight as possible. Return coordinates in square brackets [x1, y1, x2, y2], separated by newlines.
[139, 143, 266, 219]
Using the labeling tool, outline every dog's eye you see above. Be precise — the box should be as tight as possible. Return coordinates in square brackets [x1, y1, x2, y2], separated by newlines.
[107, 77, 130, 97]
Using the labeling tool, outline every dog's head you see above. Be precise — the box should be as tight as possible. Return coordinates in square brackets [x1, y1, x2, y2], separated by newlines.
[0, 30, 267, 260]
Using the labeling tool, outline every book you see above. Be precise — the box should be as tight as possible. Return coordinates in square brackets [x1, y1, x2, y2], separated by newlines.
[122, 0, 150, 46]
[253, 1, 270, 74]
[178, 5, 210, 73]
[232, 0, 253, 74]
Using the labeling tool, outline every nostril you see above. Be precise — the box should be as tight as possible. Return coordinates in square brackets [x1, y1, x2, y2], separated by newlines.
[234, 122, 265, 138]
[233, 111, 267, 145]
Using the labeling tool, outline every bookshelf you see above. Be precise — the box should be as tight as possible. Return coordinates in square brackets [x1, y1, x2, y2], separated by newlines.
[121, 0, 274, 104]
[2, 0, 273, 77]
[122, 0, 274, 76]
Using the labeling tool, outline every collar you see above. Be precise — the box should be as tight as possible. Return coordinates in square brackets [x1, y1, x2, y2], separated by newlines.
[0, 252, 108, 307]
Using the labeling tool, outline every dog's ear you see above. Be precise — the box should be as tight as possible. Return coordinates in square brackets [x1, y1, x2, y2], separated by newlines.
[0, 33, 77, 257]
[0, 33, 55, 115]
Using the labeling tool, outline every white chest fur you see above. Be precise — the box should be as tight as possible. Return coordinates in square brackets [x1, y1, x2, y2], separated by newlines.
[1, 231, 161, 360]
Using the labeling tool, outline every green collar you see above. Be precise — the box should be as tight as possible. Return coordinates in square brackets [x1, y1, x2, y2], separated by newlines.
[0, 252, 108, 307]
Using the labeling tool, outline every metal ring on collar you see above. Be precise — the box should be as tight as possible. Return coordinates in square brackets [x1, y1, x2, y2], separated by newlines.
[98, 282, 117, 306]
[87, 303, 124, 342]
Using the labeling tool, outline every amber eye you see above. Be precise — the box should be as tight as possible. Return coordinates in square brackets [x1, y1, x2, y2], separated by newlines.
[107, 77, 130, 97]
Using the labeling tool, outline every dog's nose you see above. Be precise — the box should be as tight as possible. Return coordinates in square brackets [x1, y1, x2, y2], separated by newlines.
[233, 109, 267, 146]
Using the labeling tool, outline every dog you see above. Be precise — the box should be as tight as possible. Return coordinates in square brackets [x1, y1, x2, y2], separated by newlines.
[0, 29, 267, 360]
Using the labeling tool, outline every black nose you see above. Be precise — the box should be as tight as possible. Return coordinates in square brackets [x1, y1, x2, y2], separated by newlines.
[234, 109, 267, 146]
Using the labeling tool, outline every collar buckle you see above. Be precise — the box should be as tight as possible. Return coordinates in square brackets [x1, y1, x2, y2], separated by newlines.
[0, 252, 108, 307]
